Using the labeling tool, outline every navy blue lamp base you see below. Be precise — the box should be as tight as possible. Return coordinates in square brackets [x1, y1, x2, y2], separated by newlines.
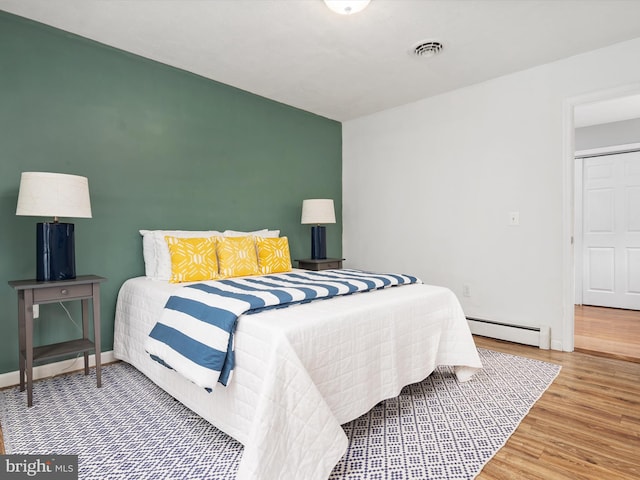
[36, 222, 76, 281]
[311, 225, 327, 260]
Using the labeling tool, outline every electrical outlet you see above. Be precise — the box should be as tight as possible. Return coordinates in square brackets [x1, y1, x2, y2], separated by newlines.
[462, 284, 471, 297]
[33, 304, 39, 318]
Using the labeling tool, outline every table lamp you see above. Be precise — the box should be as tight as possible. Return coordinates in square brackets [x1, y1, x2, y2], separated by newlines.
[301, 199, 336, 260]
[16, 172, 92, 281]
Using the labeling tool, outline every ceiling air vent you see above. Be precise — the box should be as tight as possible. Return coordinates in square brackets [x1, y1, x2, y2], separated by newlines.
[412, 40, 443, 58]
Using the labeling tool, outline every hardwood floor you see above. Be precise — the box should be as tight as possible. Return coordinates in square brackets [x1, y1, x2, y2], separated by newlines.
[2, 337, 639, 479]
[575, 305, 640, 362]
[474, 336, 640, 480]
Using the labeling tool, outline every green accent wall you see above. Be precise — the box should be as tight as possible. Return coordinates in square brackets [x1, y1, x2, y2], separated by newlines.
[0, 12, 342, 375]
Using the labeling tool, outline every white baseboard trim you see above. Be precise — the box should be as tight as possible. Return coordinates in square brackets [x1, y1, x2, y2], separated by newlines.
[0, 350, 116, 389]
[468, 318, 551, 350]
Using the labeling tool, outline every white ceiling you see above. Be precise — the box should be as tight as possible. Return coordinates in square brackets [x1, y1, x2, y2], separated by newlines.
[2, 0, 640, 122]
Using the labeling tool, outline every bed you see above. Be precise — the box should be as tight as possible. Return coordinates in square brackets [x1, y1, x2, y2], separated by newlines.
[113, 270, 482, 480]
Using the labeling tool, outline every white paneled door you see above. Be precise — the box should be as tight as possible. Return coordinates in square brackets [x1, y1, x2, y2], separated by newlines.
[582, 151, 640, 310]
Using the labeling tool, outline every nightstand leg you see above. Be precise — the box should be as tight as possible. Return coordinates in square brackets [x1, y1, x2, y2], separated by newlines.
[17, 291, 26, 392]
[24, 289, 34, 407]
[92, 283, 102, 388]
[82, 298, 89, 375]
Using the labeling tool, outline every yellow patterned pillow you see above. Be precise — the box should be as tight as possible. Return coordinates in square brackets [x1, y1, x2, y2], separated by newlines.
[256, 236, 292, 274]
[165, 236, 220, 283]
[216, 236, 260, 278]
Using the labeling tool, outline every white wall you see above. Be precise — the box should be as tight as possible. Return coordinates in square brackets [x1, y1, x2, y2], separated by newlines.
[342, 37, 640, 351]
[575, 117, 640, 150]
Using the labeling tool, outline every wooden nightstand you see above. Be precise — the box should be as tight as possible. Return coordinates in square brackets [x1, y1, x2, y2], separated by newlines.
[296, 258, 344, 271]
[8, 275, 106, 407]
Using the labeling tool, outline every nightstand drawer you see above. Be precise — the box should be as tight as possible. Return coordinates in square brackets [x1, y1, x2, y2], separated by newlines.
[33, 283, 93, 303]
[322, 261, 342, 269]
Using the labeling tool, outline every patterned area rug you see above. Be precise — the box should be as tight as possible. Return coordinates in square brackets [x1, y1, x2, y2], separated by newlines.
[0, 348, 560, 479]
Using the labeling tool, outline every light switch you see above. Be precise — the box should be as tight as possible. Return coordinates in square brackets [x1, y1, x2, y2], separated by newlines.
[509, 211, 520, 226]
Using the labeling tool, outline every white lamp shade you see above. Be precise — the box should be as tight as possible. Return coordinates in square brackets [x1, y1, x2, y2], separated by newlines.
[16, 172, 92, 219]
[301, 199, 336, 224]
[324, 0, 371, 15]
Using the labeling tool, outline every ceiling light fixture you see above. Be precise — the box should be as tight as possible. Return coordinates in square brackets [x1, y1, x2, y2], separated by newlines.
[412, 40, 444, 58]
[324, 0, 371, 15]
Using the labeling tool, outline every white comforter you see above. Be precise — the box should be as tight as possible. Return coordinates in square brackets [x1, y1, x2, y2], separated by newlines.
[114, 274, 482, 480]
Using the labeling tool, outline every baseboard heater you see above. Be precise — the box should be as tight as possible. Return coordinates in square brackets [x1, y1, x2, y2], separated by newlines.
[467, 317, 550, 349]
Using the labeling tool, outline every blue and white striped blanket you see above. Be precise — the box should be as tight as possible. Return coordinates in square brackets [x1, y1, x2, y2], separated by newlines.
[145, 269, 421, 391]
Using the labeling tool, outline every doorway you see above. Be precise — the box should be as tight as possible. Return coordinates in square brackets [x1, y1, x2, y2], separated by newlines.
[570, 91, 640, 360]
[574, 150, 640, 361]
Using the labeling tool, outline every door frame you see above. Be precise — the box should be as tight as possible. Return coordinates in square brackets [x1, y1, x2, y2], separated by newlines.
[562, 82, 640, 352]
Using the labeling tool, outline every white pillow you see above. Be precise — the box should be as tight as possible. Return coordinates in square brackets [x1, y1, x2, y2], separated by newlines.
[223, 229, 280, 238]
[140, 230, 222, 280]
